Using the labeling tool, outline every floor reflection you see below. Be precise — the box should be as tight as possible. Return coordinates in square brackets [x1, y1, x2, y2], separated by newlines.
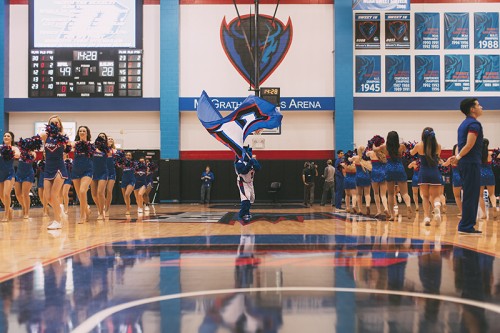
[0, 234, 499, 332]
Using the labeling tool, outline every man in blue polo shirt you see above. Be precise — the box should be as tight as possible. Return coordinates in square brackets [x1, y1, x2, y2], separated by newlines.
[453, 98, 483, 235]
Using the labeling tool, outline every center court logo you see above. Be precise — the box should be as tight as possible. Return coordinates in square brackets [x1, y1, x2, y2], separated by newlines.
[220, 14, 293, 88]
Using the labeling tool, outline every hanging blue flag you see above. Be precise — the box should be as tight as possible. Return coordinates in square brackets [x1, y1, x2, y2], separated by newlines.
[197, 90, 283, 159]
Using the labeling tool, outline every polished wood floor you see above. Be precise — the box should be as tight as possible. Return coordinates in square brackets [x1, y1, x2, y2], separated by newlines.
[0, 202, 498, 283]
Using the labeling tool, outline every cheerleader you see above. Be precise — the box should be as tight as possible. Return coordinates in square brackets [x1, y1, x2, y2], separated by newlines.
[119, 151, 136, 215]
[375, 131, 413, 220]
[442, 144, 463, 217]
[90, 133, 109, 220]
[134, 157, 148, 214]
[14, 139, 38, 219]
[143, 159, 156, 212]
[36, 158, 49, 217]
[104, 136, 117, 216]
[40, 115, 70, 230]
[71, 126, 94, 223]
[62, 154, 73, 216]
[479, 138, 497, 219]
[342, 152, 358, 214]
[366, 135, 390, 218]
[349, 146, 372, 215]
[411, 127, 442, 226]
[407, 160, 421, 213]
[0, 131, 21, 221]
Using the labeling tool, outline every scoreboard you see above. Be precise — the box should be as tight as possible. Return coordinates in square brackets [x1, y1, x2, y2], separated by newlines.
[29, 49, 143, 98]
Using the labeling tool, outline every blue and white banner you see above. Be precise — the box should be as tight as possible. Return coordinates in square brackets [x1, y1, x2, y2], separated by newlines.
[474, 55, 500, 91]
[445, 55, 470, 91]
[415, 55, 440, 92]
[415, 13, 440, 50]
[197, 91, 283, 159]
[355, 56, 381, 93]
[444, 13, 469, 49]
[474, 12, 499, 49]
[385, 13, 410, 49]
[353, 0, 409, 11]
[355, 13, 380, 49]
[385, 55, 410, 93]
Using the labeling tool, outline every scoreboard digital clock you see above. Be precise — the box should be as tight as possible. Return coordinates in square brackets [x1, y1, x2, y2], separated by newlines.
[29, 49, 143, 97]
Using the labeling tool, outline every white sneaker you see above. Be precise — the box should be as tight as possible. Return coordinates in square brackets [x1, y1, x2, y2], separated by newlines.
[47, 221, 62, 230]
[138, 208, 143, 214]
[144, 205, 150, 211]
[423, 217, 431, 226]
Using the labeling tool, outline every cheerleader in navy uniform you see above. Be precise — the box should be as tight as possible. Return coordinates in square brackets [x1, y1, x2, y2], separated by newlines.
[349, 146, 371, 215]
[479, 138, 497, 219]
[14, 135, 41, 219]
[40, 115, 70, 230]
[342, 151, 358, 214]
[134, 157, 148, 214]
[104, 137, 117, 216]
[366, 135, 390, 218]
[90, 133, 109, 220]
[442, 144, 463, 217]
[0, 131, 21, 221]
[411, 127, 442, 226]
[375, 131, 413, 220]
[407, 160, 421, 213]
[36, 158, 49, 217]
[62, 154, 73, 216]
[143, 159, 157, 212]
[71, 126, 94, 224]
[118, 151, 136, 215]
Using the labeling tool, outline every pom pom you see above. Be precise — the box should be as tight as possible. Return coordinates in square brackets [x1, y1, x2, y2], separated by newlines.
[18, 135, 43, 152]
[361, 148, 371, 161]
[147, 161, 158, 173]
[402, 141, 418, 162]
[1, 145, 14, 161]
[75, 141, 96, 158]
[135, 161, 147, 173]
[113, 150, 134, 169]
[53, 133, 69, 146]
[94, 136, 110, 153]
[367, 135, 385, 149]
[343, 150, 355, 165]
[492, 148, 500, 168]
[45, 123, 60, 136]
[20, 150, 36, 162]
[439, 164, 450, 175]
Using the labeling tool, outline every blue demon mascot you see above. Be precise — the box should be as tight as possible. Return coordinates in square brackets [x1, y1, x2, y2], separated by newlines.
[235, 146, 261, 223]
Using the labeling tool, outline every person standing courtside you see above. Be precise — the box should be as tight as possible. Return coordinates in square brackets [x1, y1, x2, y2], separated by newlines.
[453, 98, 484, 235]
[334, 150, 345, 210]
[321, 159, 335, 206]
[200, 165, 214, 204]
[302, 162, 317, 207]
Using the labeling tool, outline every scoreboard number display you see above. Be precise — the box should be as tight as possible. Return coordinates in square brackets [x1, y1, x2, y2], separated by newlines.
[29, 49, 143, 97]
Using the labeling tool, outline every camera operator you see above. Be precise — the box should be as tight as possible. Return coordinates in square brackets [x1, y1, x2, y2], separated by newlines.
[302, 161, 318, 207]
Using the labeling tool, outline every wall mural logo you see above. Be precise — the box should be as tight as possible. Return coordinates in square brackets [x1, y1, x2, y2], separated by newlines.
[359, 21, 378, 41]
[221, 14, 293, 88]
[388, 21, 407, 40]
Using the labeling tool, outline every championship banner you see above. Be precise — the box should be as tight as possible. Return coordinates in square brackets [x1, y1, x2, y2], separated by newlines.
[415, 55, 440, 92]
[385, 13, 410, 49]
[355, 13, 380, 49]
[445, 55, 470, 91]
[474, 55, 500, 91]
[474, 12, 499, 49]
[353, 0, 410, 11]
[385, 55, 410, 93]
[415, 13, 440, 50]
[444, 13, 469, 49]
[355, 56, 381, 93]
